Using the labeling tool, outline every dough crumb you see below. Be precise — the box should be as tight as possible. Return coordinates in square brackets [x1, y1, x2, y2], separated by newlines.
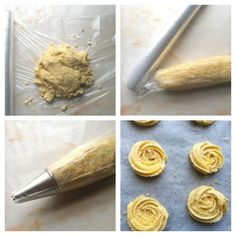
[223, 136, 229, 143]
[35, 44, 94, 103]
[24, 97, 33, 105]
[23, 81, 30, 86]
[213, 179, 220, 185]
[61, 104, 69, 112]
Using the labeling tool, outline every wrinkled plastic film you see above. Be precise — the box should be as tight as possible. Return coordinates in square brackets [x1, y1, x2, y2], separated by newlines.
[49, 163, 115, 193]
[126, 5, 201, 96]
[11, 9, 115, 115]
[133, 69, 163, 96]
[5, 11, 14, 115]
[48, 130, 115, 193]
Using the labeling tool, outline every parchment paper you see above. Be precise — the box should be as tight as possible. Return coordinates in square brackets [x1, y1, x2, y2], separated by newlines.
[5, 120, 115, 231]
[120, 121, 231, 231]
[121, 5, 231, 115]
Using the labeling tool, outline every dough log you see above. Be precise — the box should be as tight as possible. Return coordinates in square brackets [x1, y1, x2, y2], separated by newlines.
[155, 56, 231, 90]
[48, 133, 115, 192]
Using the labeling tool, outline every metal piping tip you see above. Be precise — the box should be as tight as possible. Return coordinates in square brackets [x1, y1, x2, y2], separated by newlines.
[12, 170, 59, 203]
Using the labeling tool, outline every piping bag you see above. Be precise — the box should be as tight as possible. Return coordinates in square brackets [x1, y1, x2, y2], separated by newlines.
[126, 5, 231, 95]
[12, 131, 115, 203]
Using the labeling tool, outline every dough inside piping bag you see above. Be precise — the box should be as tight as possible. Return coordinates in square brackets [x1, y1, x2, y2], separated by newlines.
[35, 43, 94, 102]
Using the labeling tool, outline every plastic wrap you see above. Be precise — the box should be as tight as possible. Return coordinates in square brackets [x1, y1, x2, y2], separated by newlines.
[11, 130, 115, 203]
[8, 6, 115, 115]
[126, 5, 201, 95]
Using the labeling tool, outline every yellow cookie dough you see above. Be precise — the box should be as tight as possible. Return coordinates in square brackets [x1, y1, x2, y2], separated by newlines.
[35, 43, 94, 102]
[195, 120, 215, 126]
[187, 185, 228, 223]
[127, 195, 169, 231]
[155, 56, 231, 90]
[48, 133, 115, 192]
[133, 120, 160, 126]
[128, 140, 168, 177]
[190, 141, 224, 174]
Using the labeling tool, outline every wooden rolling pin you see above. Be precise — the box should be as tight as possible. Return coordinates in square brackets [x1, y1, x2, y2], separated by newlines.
[155, 56, 231, 90]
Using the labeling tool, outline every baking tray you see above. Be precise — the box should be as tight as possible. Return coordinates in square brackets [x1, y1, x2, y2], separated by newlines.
[120, 121, 231, 231]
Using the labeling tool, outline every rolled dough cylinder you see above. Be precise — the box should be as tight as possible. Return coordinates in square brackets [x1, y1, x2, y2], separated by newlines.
[48, 133, 115, 192]
[155, 56, 231, 90]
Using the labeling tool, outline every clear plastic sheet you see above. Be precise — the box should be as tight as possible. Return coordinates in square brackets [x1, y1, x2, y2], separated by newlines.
[132, 69, 163, 96]
[8, 6, 115, 115]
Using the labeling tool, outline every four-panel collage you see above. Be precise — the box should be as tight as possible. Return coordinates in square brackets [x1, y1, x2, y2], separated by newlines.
[3, 2, 232, 234]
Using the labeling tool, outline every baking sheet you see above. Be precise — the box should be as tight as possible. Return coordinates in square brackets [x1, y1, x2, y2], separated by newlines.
[120, 121, 231, 231]
[121, 5, 231, 115]
[7, 5, 115, 115]
[5, 120, 115, 231]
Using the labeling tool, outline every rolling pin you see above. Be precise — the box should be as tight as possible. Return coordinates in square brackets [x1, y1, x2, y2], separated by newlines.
[12, 132, 115, 203]
[155, 56, 231, 90]
[126, 5, 201, 91]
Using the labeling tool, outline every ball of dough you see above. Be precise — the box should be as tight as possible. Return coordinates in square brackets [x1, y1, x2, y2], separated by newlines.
[128, 140, 168, 177]
[189, 141, 224, 174]
[127, 195, 169, 231]
[195, 120, 215, 126]
[187, 185, 228, 223]
[133, 120, 160, 126]
[35, 44, 94, 102]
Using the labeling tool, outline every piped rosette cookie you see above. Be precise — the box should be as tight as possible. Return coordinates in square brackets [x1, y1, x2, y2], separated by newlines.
[127, 195, 169, 231]
[133, 120, 160, 126]
[195, 120, 215, 126]
[187, 185, 228, 223]
[128, 140, 168, 177]
[189, 141, 224, 174]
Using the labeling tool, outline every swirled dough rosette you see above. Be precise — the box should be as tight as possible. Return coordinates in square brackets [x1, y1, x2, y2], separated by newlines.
[127, 195, 169, 231]
[190, 141, 224, 174]
[196, 120, 215, 126]
[187, 185, 228, 223]
[133, 120, 160, 126]
[128, 140, 168, 177]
